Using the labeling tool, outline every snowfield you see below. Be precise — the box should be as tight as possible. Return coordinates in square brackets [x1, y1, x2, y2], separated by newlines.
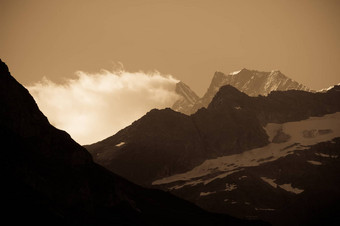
[153, 112, 340, 187]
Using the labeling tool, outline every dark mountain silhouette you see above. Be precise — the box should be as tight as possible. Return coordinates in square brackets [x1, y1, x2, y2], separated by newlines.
[87, 82, 340, 225]
[0, 59, 266, 225]
[174, 69, 311, 115]
[87, 83, 340, 187]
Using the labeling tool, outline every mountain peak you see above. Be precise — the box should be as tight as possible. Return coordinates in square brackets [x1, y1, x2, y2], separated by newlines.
[270, 69, 281, 73]
[240, 68, 251, 72]
[175, 81, 191, 92]
[218, 84, 245, 95]
[213, 71, 226, 78]
[182, 68, 311, 115]
[0, 59, 9, 74]
[208, 84, 250, 110]
[172, 81, 199, 115]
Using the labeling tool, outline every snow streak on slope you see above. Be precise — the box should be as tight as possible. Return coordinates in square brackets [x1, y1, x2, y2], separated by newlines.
[153, 112, 340, 186]
[261, 177, 304, 194]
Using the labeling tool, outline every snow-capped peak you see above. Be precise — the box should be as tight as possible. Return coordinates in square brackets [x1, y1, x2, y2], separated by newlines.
[318, 83, 340, 93]
[229, 70, 242, 75]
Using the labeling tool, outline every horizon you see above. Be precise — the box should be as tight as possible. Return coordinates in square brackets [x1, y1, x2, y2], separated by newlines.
[1, 0, 340, 144]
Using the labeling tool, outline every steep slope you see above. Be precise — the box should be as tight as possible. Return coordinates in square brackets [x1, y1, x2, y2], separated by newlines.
[154, 127, 340, 225]
[87, 81, 340, 225]
[86, 89, 269, 186]
[0, 59, 262, 225]
[86, 84, 340, 188]
[190, 69, 310, 114]
[172, 81, 200, 115]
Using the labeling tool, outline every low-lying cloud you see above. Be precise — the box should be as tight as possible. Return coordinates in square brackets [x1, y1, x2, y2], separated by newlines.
[27, 69, 179, 145]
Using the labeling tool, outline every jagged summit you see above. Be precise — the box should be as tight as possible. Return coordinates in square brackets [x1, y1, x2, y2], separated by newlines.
[318, 83, 340, 93]
[228, 68, 250, 75]
[185, 69, 311, 115]
[172, 81, 199, 115]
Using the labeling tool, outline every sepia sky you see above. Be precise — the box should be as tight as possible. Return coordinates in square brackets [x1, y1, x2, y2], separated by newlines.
[1, 0, 340, 144]
[1, 0, 340, 95]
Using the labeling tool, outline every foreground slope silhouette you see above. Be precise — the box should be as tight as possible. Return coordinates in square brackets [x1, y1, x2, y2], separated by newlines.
[0, 59, 267, 225]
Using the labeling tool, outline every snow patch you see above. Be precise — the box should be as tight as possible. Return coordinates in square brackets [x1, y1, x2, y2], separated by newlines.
[307, 160, 322, 165]
[115, 142, 125, 147]
[239, 176, 247, 180]
[261, 177, 277, 188]
[279, 183, 304, 194]
[255, 208, 275, 211]
[229, 70, 242, 75]
[315, 153, 338, 158]
[261, 177, 304, 194]
[169, 179, 203, 190]
[200, 191, 216, 196]
[203, 170, 241, 185]
[225, 183, 237, 191]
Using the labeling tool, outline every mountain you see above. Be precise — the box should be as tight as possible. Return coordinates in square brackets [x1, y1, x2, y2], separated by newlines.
[154, 120, 340, 225]
[172, 81, 200, 115]
[180, 69, 311, 115]
[318, 83, 340, 93]
[87, 84, 340, 186]
[86, 82, 340, 225]
[0, 59, 264, 225]
[86, 95, 269, 186]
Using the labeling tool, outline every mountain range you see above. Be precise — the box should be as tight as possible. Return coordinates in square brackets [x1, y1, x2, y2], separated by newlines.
[0, 59, 266, 225]
[4, 55, 339, 225]
[86, 71, 340, 225]
[172, 69, 311, 115]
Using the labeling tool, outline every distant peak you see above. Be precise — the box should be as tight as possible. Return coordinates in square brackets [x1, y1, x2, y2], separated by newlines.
[270, 69, 282, 74]
[212, 71, 226, 81]
[229, 68, 253, 75]
[176, 81, 191, 88]
[176, 81, 185, 87]
[175, 81, 195, 93]
[229, 69, 242, 75]
[214, 71, 225, 76]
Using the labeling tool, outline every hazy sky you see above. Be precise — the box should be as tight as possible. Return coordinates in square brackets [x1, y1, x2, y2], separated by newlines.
[1, 0, 340, 95]
[1, 0, 340, 144]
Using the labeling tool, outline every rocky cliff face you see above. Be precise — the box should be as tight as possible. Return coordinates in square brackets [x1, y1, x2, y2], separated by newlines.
[172, 81, 200, 115]
[0, 59, 260, 226]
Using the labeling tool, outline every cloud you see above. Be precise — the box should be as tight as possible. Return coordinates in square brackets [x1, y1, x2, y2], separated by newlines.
[27, 69, 180, 145]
